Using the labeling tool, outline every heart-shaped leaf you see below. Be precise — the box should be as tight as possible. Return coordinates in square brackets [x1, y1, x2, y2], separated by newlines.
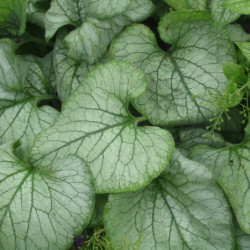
[0, 142, 94, 250]
[110, 11, 236, 126]
[54, 29, 107, 102]
[31, 61, 175, 193]
[104, 150, 234, 250]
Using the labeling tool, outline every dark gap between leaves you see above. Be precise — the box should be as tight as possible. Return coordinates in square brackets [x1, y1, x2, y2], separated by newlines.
[37, 98, 62, 112]
[142, 17, 171, 52]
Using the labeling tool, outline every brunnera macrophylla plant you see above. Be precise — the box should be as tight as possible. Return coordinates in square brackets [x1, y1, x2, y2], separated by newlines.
[0, 0, 250, 249]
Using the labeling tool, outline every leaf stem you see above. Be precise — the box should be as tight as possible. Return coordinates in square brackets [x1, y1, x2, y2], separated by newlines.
[135, 116, 147, 124]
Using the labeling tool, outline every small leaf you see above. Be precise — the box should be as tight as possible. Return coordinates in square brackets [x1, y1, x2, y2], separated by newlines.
[236, 42, 250, 62]
[227, 24, 250, 42]
[23, 52, 56, 96]
[0, 143, 94, 250]
[211, 0, 240, 28]
[104, 150, 234, 250]
[222, 63, 246, 84]
[31, 62, 175, 193]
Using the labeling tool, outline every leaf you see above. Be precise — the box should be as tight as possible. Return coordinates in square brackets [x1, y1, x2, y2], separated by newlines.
[0, 0, 27, 36]
[177, 127, 226, 155]
[235, 223, 250, 250]
[162, 0, 187, 10]
[31, 61, 175, 193]
[222, 63, 246, 85]
[211, 0, 240, 28]
[0, 102, 59, 162]
[26, 0, 48, 28]
[110, 11, 236, 126]
[104, 150, 234, 250]
[236, 42, 250, 62]
[54, 29, 107, 102]
[162, 0, 208, 10]
[189, 122, 250, 233]
[227, 24, 250, 43]
[88, 195, 108, 228]
[0, 42, 59, 162]
[45, 0, 154, 64]
[0, 142, 94, 250]
[223, 0, 250, 15]
[185, 0, 208, 10]
[23, 52, 56, 96]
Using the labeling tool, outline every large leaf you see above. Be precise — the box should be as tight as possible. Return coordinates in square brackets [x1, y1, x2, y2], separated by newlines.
[0, 142, 94, 250]
[110, 11, 236, 126]
[54, 29, 107, 102]
[31, 62, 175, 193]
[104, 150, 234, 250]
[223, 0, 250, 15]
[190, 122, 250, 233]
[211, 0, 240, 28]
[0, 42, 59, 162]
[45, 0, 154, 64]
[0, 0, 27, 35]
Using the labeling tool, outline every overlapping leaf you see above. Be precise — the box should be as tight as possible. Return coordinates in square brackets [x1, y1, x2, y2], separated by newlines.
[88, 195, 108, 228]
[111, 11, 236, 126]
[236, 42, 250, 62]
[211, 0, 240, 28]
[104, 150, 234, 250]
[227, 24, 250, 42]
[235, 224, 250, 249]
[31, 62, 175, 193]
[54, 29, 107, 102]
[177, 127, 226, 155]
[26, 0, 50, 28]
[0, 42, 59, 162]
[0, 142, 94, 250]
[45, 0, 154, 63]
[190, 122, 250, 233]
